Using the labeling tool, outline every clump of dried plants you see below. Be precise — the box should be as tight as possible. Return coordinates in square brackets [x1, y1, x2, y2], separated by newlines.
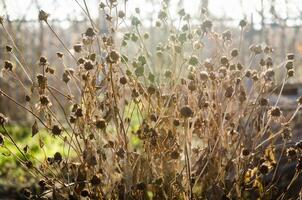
[0, 1, 302, 199]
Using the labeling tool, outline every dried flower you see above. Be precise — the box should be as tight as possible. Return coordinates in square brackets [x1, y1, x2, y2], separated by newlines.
[239, 19, 247, 28]
[5, 45, 12, 53]
[269, 106, 282, 117]
[259, 163, 269, 175]
[73, 43, 82, 53]
[85, 27, 96, 37]
[231, 48, 239, 57]
[106, 50, 120, 64]
[84, 60, 94, 70]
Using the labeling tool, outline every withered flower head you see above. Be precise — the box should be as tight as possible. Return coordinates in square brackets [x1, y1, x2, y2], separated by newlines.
[4, 60, 13, 71]
[38, 10, 49, 21]
[287, 53, 295, 60]
[118, 10, 125, 18]
[285, 61, 294, 70]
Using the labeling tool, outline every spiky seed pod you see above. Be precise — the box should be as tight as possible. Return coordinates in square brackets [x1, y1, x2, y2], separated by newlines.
[259, 98, 269, 106]
[75, 108, 83, 118]
[118, 10, 125, 18]
[287, 147, 297, 160]
[180, 105, 193, 118]
[171, 150, 180, 159]
[287, 69, 295, 77]
[221, 56, 228, 65]
[62, 72, 71, 83]
[173, 119, 180, 126]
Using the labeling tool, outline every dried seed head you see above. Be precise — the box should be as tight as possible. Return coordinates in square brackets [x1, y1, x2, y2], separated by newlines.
[84, 60, 94, 70]
[39, 56, 47, 65]
[231, 48, 239, 57]
[80, 189, 90, 197]
[119, 76, 127, 85]
[40, 95, 50, 106]
[4, 60, 13, 71]
[269, 106, 281, 117]
[90, 174, 101, 186]
[225, 86, 234, 98]
[118, 10, 125, 18]
[95, 119, 106, 129]
[259, 98, 269, 106]
[286, 147, 297, 160]
[200, 71, 209, 81]
[0, 113, 8, 125]
[5, 45, 12, 53]
[62, 72, 71, 83]
[51, 125, 62, 136]
[38, 10, 49, 21]
[73, 43, 82, 53]
[242, 148, 250, 156]
[239, 19, 247, 28]
[220, 56, 229, 65]
[180, 105, 193, 118]
[75, 108, 83, 118]
[285, 61, 294, 70]
[37, 74, 47, 88]
[265, 68, 275, 78]
[106, 50, 120, 64]
[78, 57, 85, 64]
[287, 53, 295, 60]
[170, 150, 180, 159]
[22, 188, 31, 198]
[222, 30, 232, 41]
[202, 19, 212, 31]
[56, 52, 63, 58]
[85, 27, 96, 37]
[287, 69, 295, 77]
[259, 163, 269, 175]
[54, 152, 62, 163]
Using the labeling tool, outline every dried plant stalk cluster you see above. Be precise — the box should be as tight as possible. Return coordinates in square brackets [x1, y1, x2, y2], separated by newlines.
[0, 1, 302, 199]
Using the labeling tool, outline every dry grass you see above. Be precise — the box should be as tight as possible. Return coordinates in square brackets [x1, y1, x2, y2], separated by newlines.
[0, 1, 302, 199]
